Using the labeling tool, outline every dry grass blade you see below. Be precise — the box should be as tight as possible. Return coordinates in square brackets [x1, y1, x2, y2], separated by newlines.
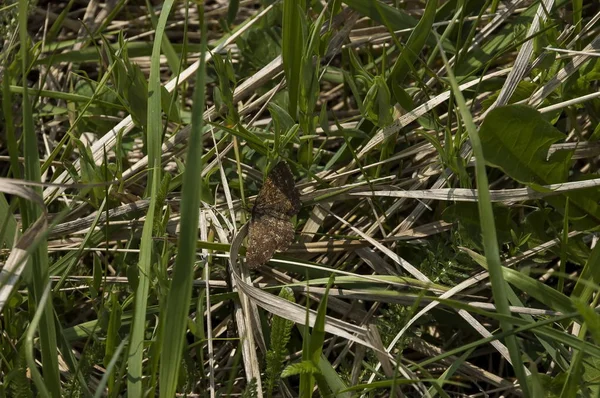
[356, 68, 511, 159]
[0, 179, 48, 311]
[230, 223, 379, 352]
[229, 222, 264, 392]
[0, 178, 47, 211]
[347, 178, 600, 202]
[0, 216, 48, 312]
[528, 34, 600, 107]
[488, 0, 555, 111]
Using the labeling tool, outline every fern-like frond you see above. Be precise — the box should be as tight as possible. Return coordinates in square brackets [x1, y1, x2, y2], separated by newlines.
[265, 287, 295, 398]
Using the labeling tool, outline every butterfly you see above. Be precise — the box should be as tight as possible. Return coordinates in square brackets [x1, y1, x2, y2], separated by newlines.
[245, 161, 301, 268]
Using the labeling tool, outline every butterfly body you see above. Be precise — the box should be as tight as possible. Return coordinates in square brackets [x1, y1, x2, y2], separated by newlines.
[246, 161, 301, 268]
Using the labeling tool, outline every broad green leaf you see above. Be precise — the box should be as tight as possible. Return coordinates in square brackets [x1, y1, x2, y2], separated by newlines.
[480, 105, 570, 185]
[269, 103, 296, 135]
[481, 105, 600, 228]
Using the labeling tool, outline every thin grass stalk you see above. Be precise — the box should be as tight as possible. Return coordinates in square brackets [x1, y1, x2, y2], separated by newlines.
[0, 77, 19, 248]
[2, 70, 22, 182]
[558, 199, 569, 293]
[93, 339, 127, 398]
[559, 321, 586, 398]
[25, 283, 53, 398]
[572, 0, 583, 39]
[414, 305, 594, 368]
[435, 35, 530, 396]
[158, 3, 207, 396]
[300, 289, 314, 397]
[127, 1, 176, 395]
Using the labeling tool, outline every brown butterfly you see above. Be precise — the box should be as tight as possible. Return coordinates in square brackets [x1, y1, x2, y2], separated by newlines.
[245, 161, 301, 268]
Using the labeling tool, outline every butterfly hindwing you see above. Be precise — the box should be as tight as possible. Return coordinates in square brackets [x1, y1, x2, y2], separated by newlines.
[246, 215, 295, 268]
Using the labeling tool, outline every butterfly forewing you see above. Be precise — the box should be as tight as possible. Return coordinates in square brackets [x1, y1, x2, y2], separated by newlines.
[252, 161, 301, 217]
[245, 161, 301, 269]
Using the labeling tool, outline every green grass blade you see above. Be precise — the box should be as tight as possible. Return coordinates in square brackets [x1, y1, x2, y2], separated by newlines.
[309, 275, 334, 394]
[343, 0, 419, 32]
[316, 354, 351, 398]
[158, 5, 207, 397]
[18, 1, 61, 396]
[282, 0, 305, 119]
[435, 35, 530, 396]
[464, 247, 576, 315]
[572, 0, 582, 38]
[126, 1, 177, 395]
[146, 0, 180, 74]
[572, 239, 600, 303]
[386, 0, 437, 85]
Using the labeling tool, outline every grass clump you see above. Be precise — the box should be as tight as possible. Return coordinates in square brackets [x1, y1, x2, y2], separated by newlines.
[1, 1, 600, 397]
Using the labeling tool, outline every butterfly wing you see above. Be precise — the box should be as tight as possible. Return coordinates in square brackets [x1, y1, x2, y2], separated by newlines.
[245, 161, 301, 268]
[252, 161, 301, 217]
[246, 215, 295, 269]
